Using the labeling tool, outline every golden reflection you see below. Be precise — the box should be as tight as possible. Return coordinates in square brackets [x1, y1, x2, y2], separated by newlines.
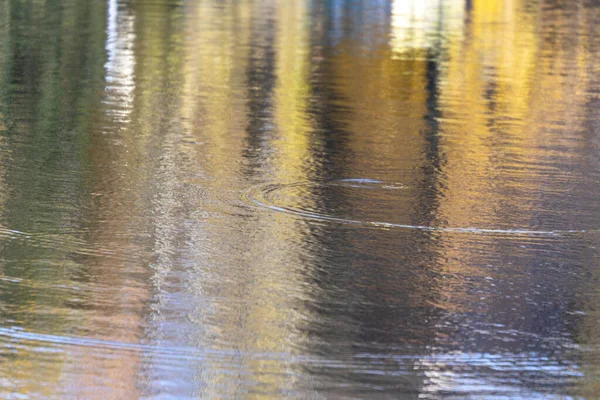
[419, 1, 599, 392]
[177, 1, 315, 397]
[178, 1, 260, 397]
[329, 9, 428, 189]
[230, 1, 314, 396]
[181, 0, 252, 182]
[272, 0, 312, 183]
[435, 0, 591, 230]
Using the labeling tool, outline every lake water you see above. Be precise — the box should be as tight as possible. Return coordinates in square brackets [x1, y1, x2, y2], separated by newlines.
[1, 0, 600, 398]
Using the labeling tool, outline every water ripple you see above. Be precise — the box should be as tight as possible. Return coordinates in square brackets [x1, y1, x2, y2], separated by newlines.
[243, 180, 588, 236]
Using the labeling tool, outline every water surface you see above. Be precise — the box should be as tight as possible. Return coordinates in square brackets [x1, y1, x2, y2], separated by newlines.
[1, 0, 600, 398]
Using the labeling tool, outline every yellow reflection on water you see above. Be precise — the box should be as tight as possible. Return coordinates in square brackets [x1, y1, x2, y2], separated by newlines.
[436, 0, 592, 229]
[273, 0, 312, 183]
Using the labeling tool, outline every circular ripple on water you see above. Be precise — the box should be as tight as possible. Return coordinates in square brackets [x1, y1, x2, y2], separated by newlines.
[243, 179, 586, 236]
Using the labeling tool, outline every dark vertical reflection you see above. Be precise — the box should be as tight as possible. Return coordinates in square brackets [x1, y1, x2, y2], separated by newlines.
[289, 1, 442, 396]
[242, 3, 276, 177]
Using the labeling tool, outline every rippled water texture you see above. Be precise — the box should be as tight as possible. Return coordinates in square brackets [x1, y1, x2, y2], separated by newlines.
[1, 0, 600, 398]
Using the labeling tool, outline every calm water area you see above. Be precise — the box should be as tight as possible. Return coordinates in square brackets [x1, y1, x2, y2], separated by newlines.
[1, 0, 600, 398]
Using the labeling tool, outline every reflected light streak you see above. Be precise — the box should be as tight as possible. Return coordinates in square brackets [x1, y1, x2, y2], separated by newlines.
[391, 0, 464, 58]
[391, 0, 439, 52]
[104, 0, 136, 123]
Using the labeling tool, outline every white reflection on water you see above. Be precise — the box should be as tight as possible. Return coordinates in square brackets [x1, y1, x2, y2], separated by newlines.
[391, 0, 465, 57]
[417, 351, 581, 399]
[104, 0, 136, 123]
